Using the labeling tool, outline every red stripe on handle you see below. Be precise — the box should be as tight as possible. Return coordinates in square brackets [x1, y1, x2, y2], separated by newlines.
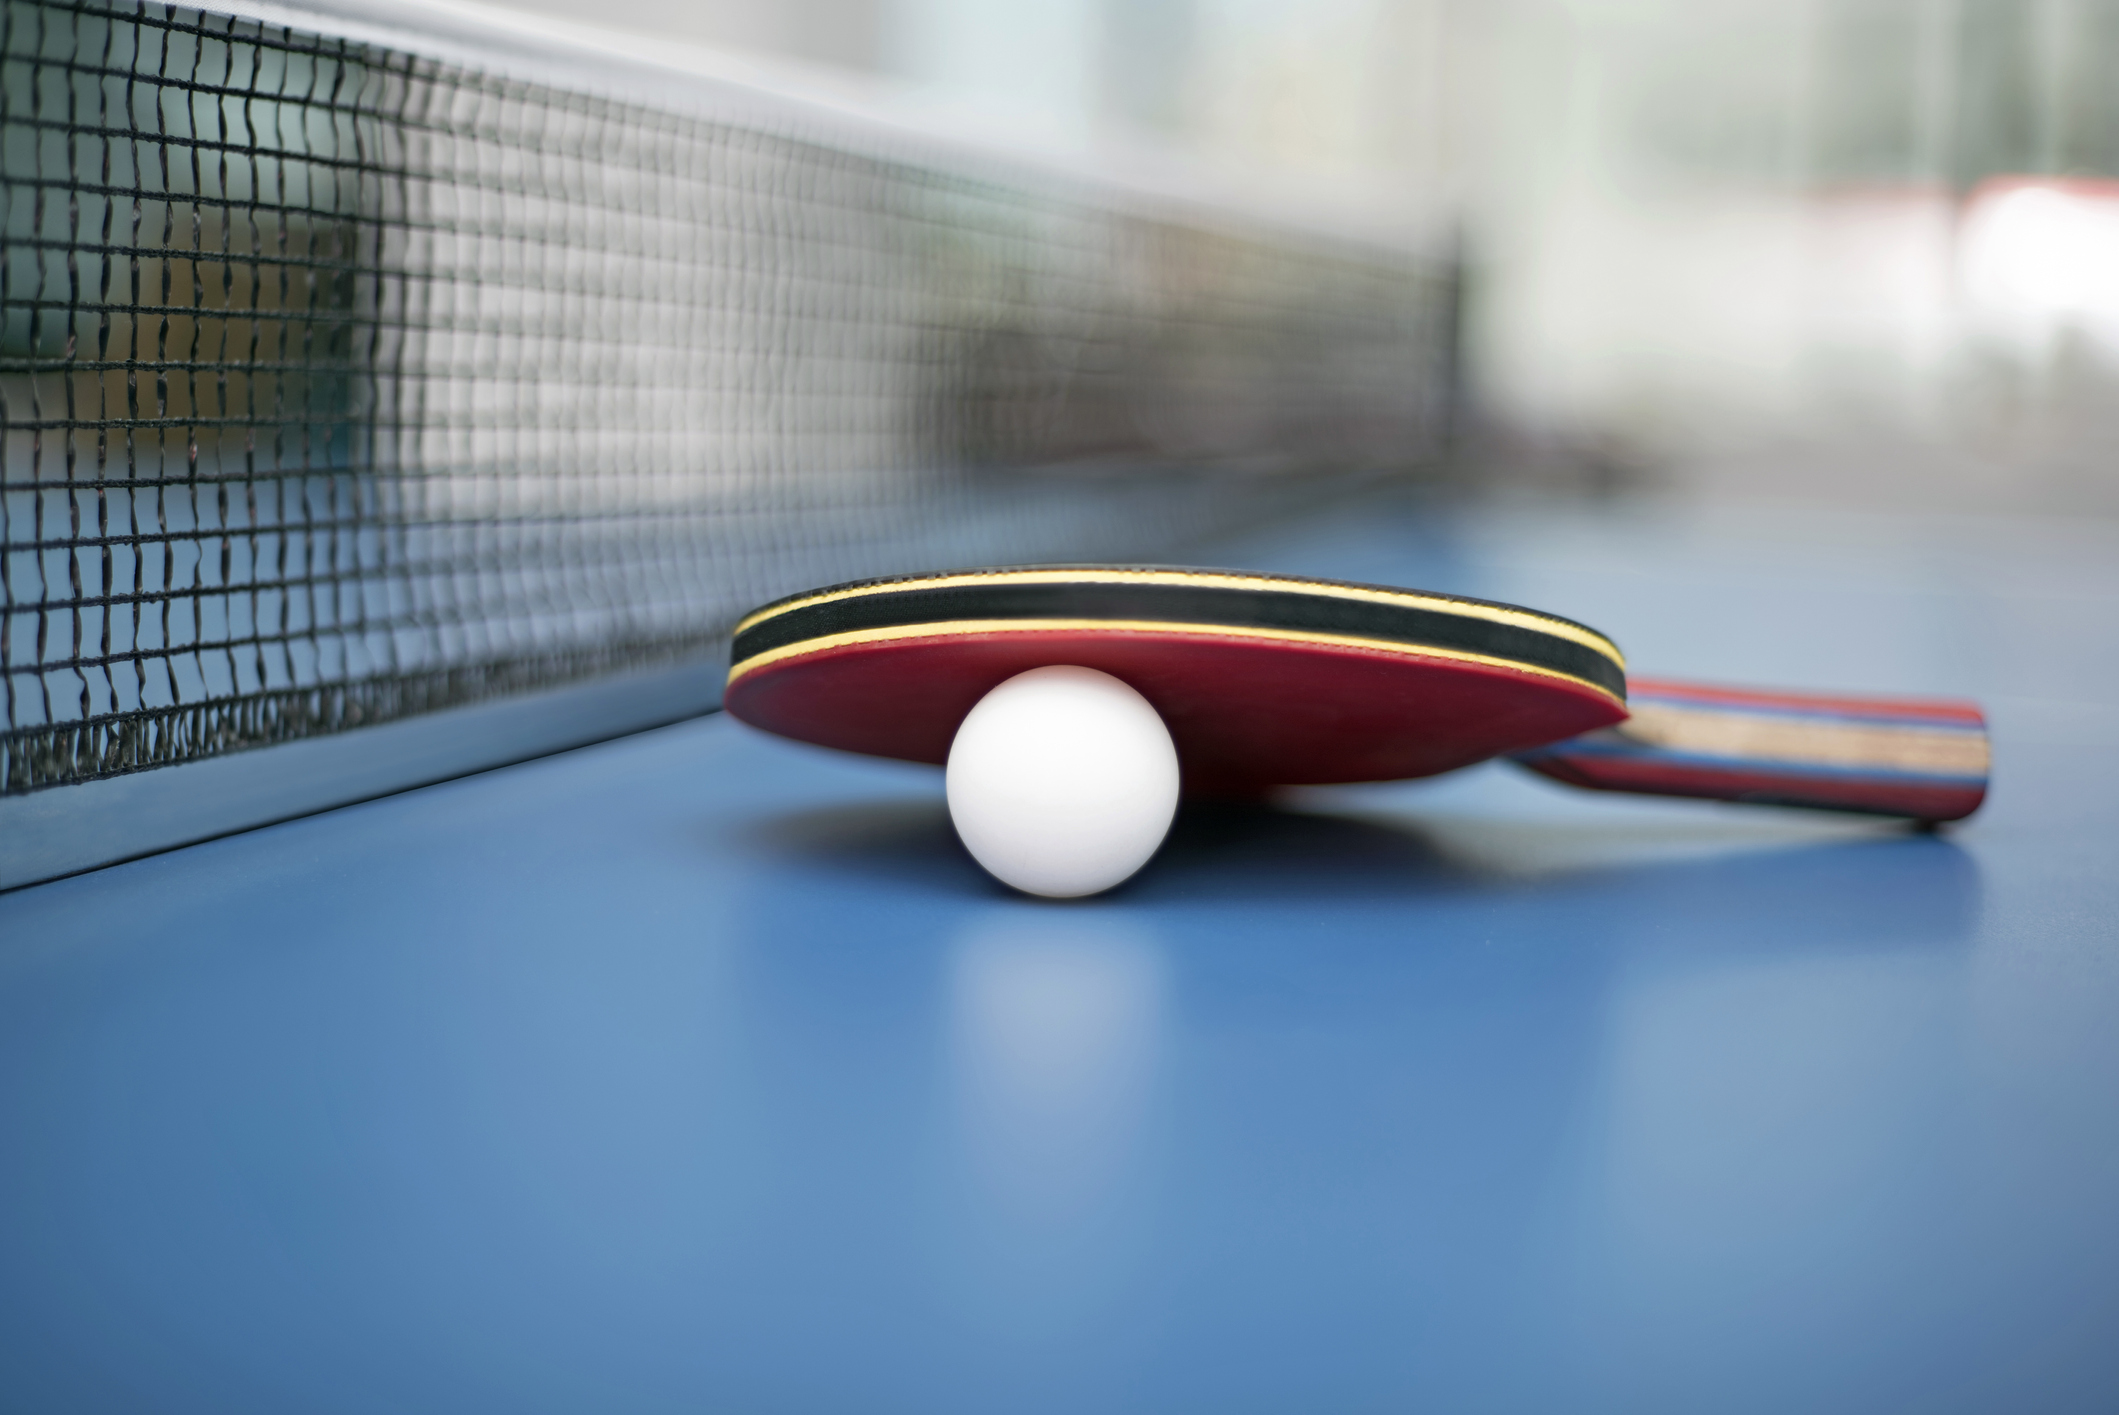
[1628, 676, 1987, 725]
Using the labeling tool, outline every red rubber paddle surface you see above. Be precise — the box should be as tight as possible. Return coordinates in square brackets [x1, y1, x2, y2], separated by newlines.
[724, 628, 1626, 795]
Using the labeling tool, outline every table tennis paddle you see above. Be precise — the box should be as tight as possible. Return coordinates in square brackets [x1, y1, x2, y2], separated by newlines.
[726, 565, 1988, 823]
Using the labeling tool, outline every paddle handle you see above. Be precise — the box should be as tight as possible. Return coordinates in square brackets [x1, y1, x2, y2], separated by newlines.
[1510, 677, 1989, 823]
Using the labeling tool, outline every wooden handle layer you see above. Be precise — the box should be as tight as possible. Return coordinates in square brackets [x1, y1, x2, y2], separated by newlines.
[1511, 678, 1988, 822]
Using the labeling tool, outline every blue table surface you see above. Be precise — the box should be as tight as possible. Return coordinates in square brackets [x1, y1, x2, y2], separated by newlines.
[5, 494, 2118, 1415]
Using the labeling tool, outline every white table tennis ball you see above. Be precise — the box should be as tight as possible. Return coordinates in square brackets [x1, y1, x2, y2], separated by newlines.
[946, 666, 1181, 898]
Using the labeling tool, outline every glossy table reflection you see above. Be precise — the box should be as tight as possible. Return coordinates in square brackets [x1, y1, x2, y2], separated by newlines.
[4, 495, 2117, 1414]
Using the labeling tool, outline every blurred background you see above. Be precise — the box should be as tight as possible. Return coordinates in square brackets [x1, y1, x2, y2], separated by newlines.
[485, 0, 2119, 515]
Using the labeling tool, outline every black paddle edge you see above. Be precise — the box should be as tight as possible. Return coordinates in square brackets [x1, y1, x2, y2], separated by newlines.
[740, 566, 1616, 645]
[731, 573, 1627, 701]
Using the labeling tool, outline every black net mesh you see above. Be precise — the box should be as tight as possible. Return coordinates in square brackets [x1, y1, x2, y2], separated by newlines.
[1, 0, 1449, 795]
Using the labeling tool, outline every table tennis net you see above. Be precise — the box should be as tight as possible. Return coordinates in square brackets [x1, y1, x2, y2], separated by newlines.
[1, 0, 1449, 796]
